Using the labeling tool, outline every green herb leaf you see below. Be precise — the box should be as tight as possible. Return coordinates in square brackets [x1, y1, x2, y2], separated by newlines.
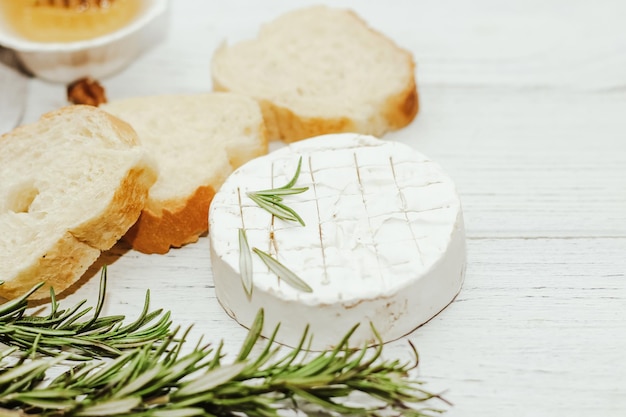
[0, 267, 172, 360]
[238, 228, 254, 298]
[76, 397, 142, 416]
[247, 156, 309, 226]
[236, 308, 264, 362]
[174, 362, 247, 397]
[252, 248, 313, 293]
[247, 192, 306, 225]
[252, 186, 309, 196]
[0, 275, 448, 417]
[279, 155, 304, 190]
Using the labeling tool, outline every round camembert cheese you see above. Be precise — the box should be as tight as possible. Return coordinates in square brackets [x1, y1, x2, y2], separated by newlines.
[209, 133, 466, 349]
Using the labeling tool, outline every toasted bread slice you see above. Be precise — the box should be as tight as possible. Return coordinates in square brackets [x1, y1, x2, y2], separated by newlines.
[0, 105, 157, 299]
[211, 5, 418, 142]
[102, 93, 268, 254]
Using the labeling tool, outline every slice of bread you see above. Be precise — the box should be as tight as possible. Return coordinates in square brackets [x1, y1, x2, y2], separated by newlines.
[211, 5, 418, 143]
[101, 93, 268, 254]
[0, 105, 157, 300]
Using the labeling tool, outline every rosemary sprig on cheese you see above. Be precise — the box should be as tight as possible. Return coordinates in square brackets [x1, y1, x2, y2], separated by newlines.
[0, 301, 447, 416]
[238, 228, 254, 297]
[253, 247, 313, 293]
[0, 267, 172, 360]
[247, 156, 308, 225]
[238, 228, 313, 296]
[240, 157, 313, 295]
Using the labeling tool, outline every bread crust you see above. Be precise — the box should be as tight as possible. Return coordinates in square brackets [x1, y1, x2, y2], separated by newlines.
[73, 165, 158, 250]
[0, 106, 157, 300]
[258, 98, 355, 143]
[211, 6, 419, 142]
[382, 66, 419, 130]
[102, 95, 268, 254]
[214, 72, 418, 143]
[0, 233, 100, 300]
[247, 75, 418, 143]
[0, 165, 156, 300]
[123, 185, 216, 254]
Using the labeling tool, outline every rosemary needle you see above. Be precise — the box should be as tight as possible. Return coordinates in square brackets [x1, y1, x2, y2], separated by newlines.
[253, 247, 313, 293]
[0, 267, 172, 360]
[238, 228, 254, 298]
[0, 270, 448, 416]
[247, 156, 309, 226]
[0, 309, 448, 416]
[238, 229, 313, 296]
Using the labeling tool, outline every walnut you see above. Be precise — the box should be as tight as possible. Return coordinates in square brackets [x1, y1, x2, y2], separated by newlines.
[67, 77, 107, 106]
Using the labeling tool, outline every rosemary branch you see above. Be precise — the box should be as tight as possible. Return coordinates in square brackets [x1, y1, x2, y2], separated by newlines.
[0, 267, 172, 360]
[247, 156, 309, 226]
[238, 229, 313, 297]
[0, 275, 448, 417]
[239, 157, 315, 296]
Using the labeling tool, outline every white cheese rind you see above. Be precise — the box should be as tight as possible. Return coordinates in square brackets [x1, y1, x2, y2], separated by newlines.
[209, 133, 466, 349]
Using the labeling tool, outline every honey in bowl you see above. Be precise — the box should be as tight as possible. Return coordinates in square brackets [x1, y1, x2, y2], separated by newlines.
[0, 0, 143, 43]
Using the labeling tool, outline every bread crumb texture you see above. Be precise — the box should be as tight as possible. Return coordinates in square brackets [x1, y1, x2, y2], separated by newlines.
[101, 93, 268, 254]
[0, 105, 157, 299]
[211, 5, 418, 142]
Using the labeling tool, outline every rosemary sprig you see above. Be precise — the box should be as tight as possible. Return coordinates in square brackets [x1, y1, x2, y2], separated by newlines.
[239, 157, 314, 294]
[238, 229, 313, 296]
[253, 247, 313, 293]
[0, 308, 448, 416]
[247, 156, 309, 225]
[238, 228, 254, 297]
[0, 267, 172, 360]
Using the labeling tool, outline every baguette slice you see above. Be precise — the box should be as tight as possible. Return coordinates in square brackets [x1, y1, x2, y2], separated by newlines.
[102, 93, 268, 254]
[211, 5, 418, 143]
[0, 105, 157, 300]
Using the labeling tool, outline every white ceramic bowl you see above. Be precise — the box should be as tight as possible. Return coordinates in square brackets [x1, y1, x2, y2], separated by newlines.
[0, 0, 169, 83]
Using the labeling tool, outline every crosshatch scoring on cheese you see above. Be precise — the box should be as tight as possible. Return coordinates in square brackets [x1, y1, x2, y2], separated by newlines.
[209, 133, 466, 350]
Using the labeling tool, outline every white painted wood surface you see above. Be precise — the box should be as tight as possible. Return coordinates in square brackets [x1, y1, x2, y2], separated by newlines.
[10, 1, 626, 416]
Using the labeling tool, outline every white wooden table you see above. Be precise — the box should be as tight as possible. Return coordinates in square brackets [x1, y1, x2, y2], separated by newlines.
[14, 1, 626, 416]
